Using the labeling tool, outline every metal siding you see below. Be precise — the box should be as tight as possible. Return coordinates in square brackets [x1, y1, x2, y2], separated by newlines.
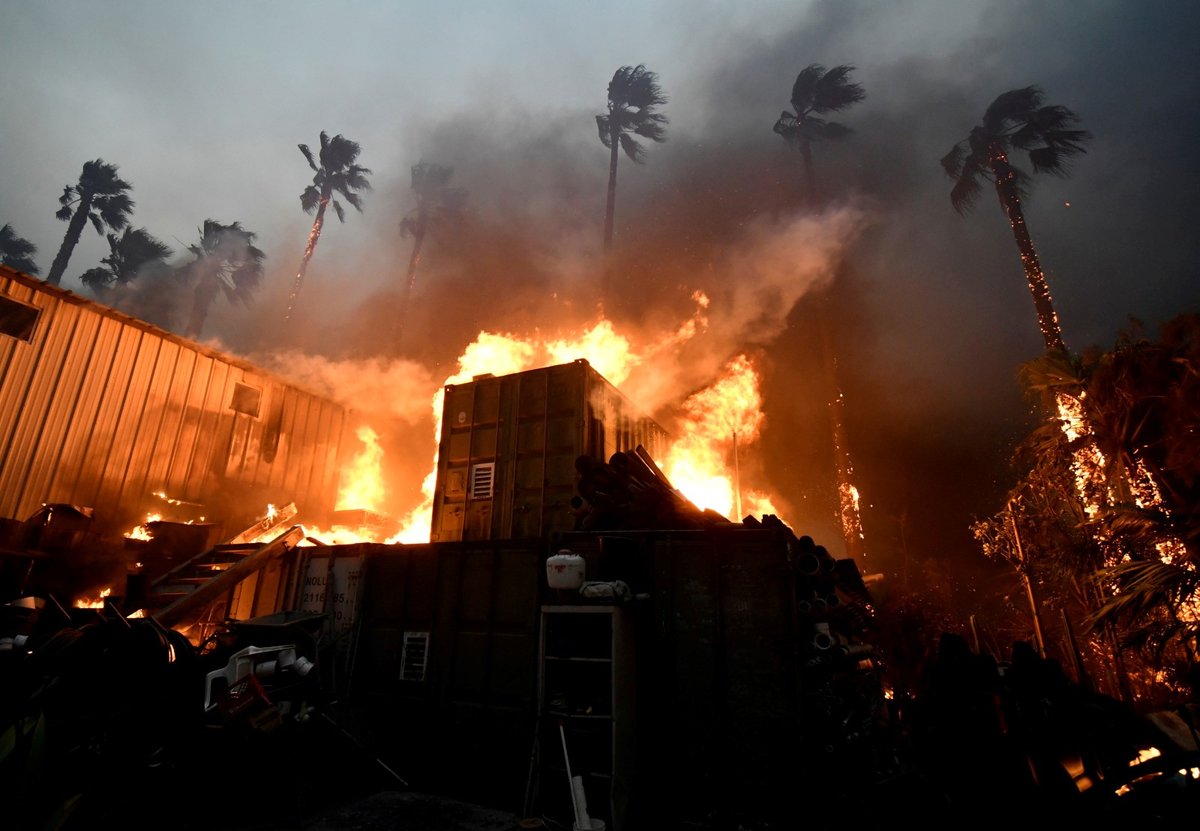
[43, 312, 114, 512]
[94, 332, 163, 517]
[183, 359, 231, 499]
[143, 344, 195, 500]
[22, 305, 90, 513]
[0, 295, 79, 514]
[0, 268, 348, 534]
[169, 353, 214, 499]
[118, 340, 182, 515]
[280, 390, 315, 498]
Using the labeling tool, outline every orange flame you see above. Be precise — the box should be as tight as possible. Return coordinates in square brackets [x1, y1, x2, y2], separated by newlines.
[74, 587, 112, 609]
[662, 354, 775, 519]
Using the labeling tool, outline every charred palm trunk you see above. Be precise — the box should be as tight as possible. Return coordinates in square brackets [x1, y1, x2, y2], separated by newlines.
[801, 138, 816, 207]
[396, 215, 428, 347]
[185, 275, 219, 340]
[818, 291, 866, 560]
[602, 128, 620, 308]
[989, 146, 1066, 354]
[46, 196, 92, 286]
[285, 192, 329, 321]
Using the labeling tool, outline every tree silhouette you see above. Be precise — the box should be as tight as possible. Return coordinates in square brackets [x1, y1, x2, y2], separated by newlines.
[597, 64, 668, 267]
[47, 159, 134, 286]
[0, 223, 40, 274]
[942, 86, 1090, 354]
[181, 220, 265, 339]
[285, 132, 372, 320]
[80, 227, 172, 295]
[773, 64, 865, 205]
[397, 161, 463, 338]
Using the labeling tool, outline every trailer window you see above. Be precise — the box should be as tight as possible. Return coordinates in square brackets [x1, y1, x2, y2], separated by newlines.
[0, 295, 40, 342]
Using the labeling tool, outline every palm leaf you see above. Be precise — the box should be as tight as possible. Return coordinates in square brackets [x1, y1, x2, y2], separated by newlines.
[298, 143, 318, 172]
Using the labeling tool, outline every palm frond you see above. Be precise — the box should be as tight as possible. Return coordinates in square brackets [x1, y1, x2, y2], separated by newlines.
[789, 64, 825, 112]
[338, 190, 363, 213]
[88, 212, 105, 235]
[332, 199, 346, 223]
[596, 114, 613, 148]
[298, 143, 318, 172]
[618, 132, 645, 164]
[811, 64, 865, 113]
[948, 174, 983, 215]
[982, 86, 1043, 132]
[300, 185, 322, 214]
[55, 205, 73, 222]
[58, 185, 76, 206]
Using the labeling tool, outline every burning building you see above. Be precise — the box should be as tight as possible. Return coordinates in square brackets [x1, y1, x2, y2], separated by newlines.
[0, 264, 349, 541]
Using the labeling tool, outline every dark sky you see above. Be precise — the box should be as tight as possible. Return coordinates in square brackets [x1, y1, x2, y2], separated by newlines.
[2, 0, 1198, 606]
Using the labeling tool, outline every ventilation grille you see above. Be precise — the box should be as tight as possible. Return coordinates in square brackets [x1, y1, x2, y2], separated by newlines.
[400, 631, 429, 682]
[469, 462, 495, 499]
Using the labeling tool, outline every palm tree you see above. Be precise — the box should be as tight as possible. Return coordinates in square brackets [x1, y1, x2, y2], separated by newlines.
[597, 64, 668, 260]
[46, 159, 134, 286]
[0, 224, 40, 274]
[398, 161, 463, 334]
[284, 132, 372, 320]
[941, 86, 1090, 354]
[181, 220, 265, 339]
[79, 227, 172, 296]
[773, 64, 865, 205]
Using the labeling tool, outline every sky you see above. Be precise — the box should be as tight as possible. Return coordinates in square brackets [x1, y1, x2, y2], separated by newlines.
[2, 0, 1199, 615]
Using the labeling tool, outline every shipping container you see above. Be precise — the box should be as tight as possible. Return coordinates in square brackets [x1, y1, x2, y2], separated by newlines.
[0, 265, 347, 536]
[346, 539, 545, 813]
[431, 360, 668, 542]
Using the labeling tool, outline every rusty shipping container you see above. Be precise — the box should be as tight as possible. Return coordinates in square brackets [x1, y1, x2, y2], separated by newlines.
[0, 265, 347, 536]
[430, 359, 669, 542]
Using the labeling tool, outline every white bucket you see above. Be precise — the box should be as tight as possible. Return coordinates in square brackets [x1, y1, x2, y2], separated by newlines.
[547, 550, 586, 590]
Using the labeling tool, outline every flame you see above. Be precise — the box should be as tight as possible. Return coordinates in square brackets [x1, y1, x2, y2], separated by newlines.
[325, 308, 781, 544]
[662, 354, 774, 519]
[124, 513, 163, 541]
[74, 587, 112, 609]
[337, 426, 386, 513]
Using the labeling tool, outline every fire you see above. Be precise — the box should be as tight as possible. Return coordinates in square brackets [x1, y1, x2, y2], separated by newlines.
[324, 307, 782, 544]
[125, 513, 163, 541]
[337, 426, 386, 513]
[661, 354, 775, 520]
[74, 587, 112, 609]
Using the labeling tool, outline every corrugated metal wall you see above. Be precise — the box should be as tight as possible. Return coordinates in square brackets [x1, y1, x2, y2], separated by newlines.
[0, 266, 346, 535]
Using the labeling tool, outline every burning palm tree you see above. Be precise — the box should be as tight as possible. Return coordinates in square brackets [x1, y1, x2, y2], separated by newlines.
[285, 131, 372, 320]
[181, 220, 265, 339]
[941, 86, 1090, 354]
[46, 159, 134, 286]
[597, 64, 668, 269]
[773, 64, 865, 205]
[0, 223, 39, 274]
